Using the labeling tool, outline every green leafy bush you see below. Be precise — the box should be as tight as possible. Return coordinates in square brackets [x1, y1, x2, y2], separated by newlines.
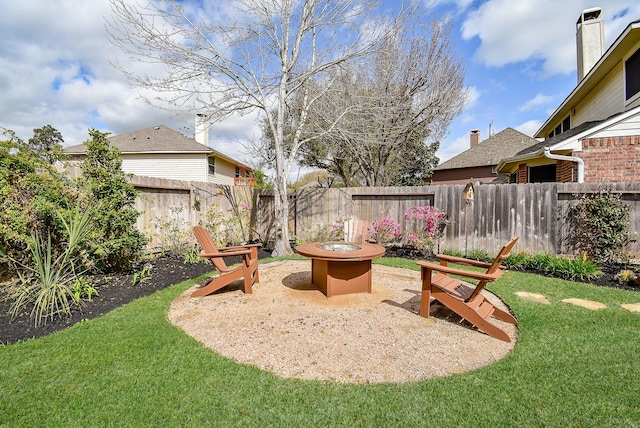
[78, 129, 147, 270]
[2, 207, 95, 326]
[0, 128, 75, 273]
[571, 190, 631, 263]
[505, 252, 602, 282]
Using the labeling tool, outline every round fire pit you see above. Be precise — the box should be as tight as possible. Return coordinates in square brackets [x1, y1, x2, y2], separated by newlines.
[295, 242, 386, 297]
[319, 243, 361, 252]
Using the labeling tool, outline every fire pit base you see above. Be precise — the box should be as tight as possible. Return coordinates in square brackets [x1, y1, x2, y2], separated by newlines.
[295, 242, 386, 297]
[312, 259, 373, 296]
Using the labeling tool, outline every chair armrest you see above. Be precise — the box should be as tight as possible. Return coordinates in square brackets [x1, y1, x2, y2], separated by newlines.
[435, 254, 495, 268]
[218, 243, 262, 252]
[416, 260, 501, 282]
[436, 254, 506, 270]
[200, 249, 252, 258]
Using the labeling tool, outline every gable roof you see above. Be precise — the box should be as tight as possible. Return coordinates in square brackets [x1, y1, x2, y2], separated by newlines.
[64, 125, 252, 169]
[537, 19, 640, 138]
[435, 127, 539, 171]
[64, 125, 212, 154]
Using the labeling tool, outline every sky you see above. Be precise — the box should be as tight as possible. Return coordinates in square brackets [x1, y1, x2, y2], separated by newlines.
[2, 0, 640, 174]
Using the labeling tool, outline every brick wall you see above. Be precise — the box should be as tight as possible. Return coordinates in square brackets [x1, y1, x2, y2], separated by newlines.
[556, 159, 575, 183]
[518, 164, 528, 183]
[578, 136, 640, 182]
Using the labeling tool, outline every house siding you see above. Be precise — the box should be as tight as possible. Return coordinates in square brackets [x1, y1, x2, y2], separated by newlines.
[207, 156, 237, 186]
[574, 62, 625, 127]
[121, 153, 208, 181]
[577, 136, 640, 182]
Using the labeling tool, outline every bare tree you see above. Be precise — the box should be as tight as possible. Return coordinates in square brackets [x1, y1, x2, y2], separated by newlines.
[300, 19, 467, 186]
[107, 0, 426, 256]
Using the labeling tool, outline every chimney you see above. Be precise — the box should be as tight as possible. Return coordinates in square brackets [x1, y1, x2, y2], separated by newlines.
[576, 7, 604, 82]
[194, 113, 209, 146]
[470, 129, 480, 148]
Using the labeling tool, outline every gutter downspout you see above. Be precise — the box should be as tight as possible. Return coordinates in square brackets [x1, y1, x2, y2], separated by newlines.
[543, 147, 584, 183]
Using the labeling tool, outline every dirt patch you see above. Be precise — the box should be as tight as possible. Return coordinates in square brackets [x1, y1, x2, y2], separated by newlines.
[168, 260, 517, 384]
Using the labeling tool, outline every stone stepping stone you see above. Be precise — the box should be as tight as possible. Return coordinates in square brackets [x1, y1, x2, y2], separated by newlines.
[561, 298, 607, 310]
[515, 292, 550, 304]
[620, 303, 640, 313]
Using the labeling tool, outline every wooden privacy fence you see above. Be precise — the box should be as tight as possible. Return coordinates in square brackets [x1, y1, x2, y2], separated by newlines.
[129, 176, 256, 248]
[257, 182, 640, 257]
[121, 176, 640, 256]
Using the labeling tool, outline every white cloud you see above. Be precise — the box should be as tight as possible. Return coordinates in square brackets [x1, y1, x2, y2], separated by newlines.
[436, 133, 471, 163]
[0, 0, 258, 165]
[460, 0, 640, 77]
[464, 86, 481, 109]
[519, 93, 555, 112]
[515, 119, 542, 137]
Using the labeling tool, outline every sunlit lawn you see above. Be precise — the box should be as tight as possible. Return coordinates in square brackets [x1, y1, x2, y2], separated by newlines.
[1, 257, 639, 427]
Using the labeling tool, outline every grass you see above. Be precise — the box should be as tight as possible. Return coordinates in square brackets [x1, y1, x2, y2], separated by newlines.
[1, 257, 640, 427]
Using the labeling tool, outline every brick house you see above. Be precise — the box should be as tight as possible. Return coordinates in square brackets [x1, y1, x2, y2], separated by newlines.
[431, 127, 538, 185]
[497, 8, 640, 183]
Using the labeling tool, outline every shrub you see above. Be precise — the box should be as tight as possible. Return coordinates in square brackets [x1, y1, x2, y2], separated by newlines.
[466, 248, 491, 262]
[2, 207, 95, 326]
[78, 129, 147, 270]
[440, 247, 463, 257]
[0, 127, 75, 274]
[614, 269, 636, 283]
[504, 251, 602, 282]
[571, 190, 631, 263]
[403, 206, 448, 256]
[152, 206, 192, 249]
[369, 217, 401, 244]
[205, 202, 253, 246]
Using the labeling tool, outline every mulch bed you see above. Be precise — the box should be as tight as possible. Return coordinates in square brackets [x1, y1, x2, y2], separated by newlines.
[1, 246, 637, 345]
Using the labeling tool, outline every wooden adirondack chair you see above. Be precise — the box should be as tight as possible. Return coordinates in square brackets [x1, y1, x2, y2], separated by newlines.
[191, 226, 260, 297]
[417, 236, 519, 342]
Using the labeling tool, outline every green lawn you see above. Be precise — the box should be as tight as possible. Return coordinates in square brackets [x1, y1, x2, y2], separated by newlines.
[1, 258, 639, 427]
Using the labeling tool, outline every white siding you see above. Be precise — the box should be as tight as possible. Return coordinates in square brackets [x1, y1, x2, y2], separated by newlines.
[207, 156, 236, 185]
[589, 110, 640, 138]
[574, 62, 625, 126]
[121, 153, 209, 182]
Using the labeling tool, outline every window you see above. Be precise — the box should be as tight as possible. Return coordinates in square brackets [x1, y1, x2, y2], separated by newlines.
[625, 48, 640, 100]
[549, 115, 571, 138]
[208, 157, 215, 175]
[528, 164, 556, 183]
[235, 167, 240, 178]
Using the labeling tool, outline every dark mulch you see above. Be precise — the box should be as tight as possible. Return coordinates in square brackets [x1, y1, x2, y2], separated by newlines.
[1, 246, 637, 345]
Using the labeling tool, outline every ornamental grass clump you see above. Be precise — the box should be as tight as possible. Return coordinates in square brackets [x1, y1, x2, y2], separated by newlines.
[403, 206, 448, 256]
[369, 217, 401, 244]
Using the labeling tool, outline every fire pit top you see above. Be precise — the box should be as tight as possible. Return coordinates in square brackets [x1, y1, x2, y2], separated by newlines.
[295, 242, 385, 261]
[319, 243, 361, 252]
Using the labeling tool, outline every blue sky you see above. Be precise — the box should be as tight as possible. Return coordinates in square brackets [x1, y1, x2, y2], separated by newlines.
[1, 0, 640, 172]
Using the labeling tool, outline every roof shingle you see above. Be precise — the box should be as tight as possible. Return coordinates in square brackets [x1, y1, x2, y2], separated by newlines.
[435, 127, 538, 170]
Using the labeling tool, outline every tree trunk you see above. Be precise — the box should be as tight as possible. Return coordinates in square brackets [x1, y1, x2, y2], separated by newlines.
[271, 175, 293, 256]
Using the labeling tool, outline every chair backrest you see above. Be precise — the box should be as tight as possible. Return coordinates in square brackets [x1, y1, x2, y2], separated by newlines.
[193, 226, 228, 272]
[467, 236, 519, 301]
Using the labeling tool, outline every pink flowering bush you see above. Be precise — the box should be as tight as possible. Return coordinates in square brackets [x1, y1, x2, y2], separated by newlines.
[403, 205, 448, 255]
[369, 217, 401, 244]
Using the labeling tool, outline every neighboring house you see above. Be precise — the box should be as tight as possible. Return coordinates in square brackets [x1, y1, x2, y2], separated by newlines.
[497, 8, 640, 183]
[430, 128, 538, 185]
[64, 124, 253, 185]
